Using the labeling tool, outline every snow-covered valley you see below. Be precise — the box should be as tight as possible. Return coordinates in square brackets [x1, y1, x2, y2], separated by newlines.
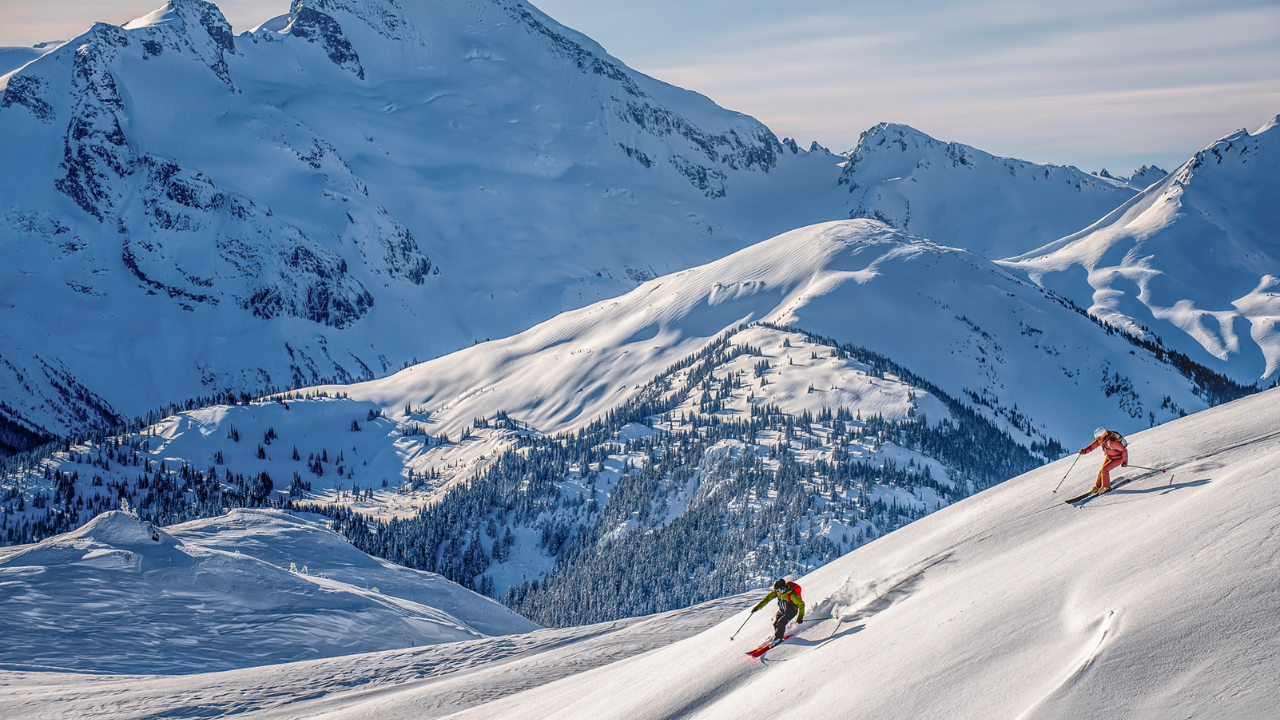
[6, 382, 1278, 718]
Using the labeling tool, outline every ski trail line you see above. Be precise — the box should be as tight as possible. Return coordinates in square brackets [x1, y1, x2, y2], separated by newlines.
[1013, 610, 1116, 720]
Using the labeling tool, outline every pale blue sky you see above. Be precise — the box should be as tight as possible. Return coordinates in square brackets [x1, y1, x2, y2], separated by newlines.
[3, 0, 1277, 175]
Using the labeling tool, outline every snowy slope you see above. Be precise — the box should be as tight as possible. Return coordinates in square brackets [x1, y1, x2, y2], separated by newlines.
[0, 42, 63, 76]
[7, 384, 1279, 718]
[0, 508, 535, 674]
[0, 0, 1148, 442]
[838, 123, 1137, 259]
[438, 387, 1280, 719]
[1004, 117, 1280, 384]
[0, 591, 749, 719]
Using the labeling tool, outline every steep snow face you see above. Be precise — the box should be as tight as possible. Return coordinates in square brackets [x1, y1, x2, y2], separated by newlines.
[427, 387, 1280, 720]
[838, 123, 1138, 259]
[1004, 118, 1280, 383]
[0, 508, 536, 673]
[0, 42, 64, 76]
[8, 387, 1279, 718]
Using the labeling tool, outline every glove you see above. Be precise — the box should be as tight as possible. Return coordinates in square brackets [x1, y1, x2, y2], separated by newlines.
[1122, 462, 1127, 467]
[1078, 449, 1086, 454]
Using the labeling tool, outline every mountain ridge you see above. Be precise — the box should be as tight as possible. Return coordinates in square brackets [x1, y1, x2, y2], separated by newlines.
[1, 0, 1157, 445]
[1003, 117, 1280, 383]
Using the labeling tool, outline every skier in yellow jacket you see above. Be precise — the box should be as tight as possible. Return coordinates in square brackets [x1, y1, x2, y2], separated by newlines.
[751, 578, 805, 641]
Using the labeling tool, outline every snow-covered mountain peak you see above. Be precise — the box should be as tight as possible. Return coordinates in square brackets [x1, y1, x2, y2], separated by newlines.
[1126, 164, 1168, 188]
[1096, 164, 1168, 189]
[55, 508, 175, 548]
[120, 0, 237, 82]
[836, 123, 1138, 258]
[0, 0, 802, 441]
[0, 0, 1223, 452]
[1003, 119, 1280, 380]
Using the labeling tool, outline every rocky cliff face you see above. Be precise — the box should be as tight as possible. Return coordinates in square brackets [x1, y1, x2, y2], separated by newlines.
[0, 0, 822, 439]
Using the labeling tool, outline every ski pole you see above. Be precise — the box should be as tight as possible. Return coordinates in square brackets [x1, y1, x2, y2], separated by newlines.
[1126, 464, 1166, 473]
[800, 616, 835, 623]
[730, 613, 752, 640]
[1053, 454, 1082, 494]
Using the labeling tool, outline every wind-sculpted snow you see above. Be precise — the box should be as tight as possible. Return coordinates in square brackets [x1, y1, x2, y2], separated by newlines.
[838, 123, 1139, 259]
[0, 508, 535, 674]
[6, 388, 1279, 717]
[0, 592, 748, 718]
[1004, 117, 1280, 383]
[0, 43, 63, 77]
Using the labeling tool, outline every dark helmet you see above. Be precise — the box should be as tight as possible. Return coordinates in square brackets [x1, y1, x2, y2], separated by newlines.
[774, 578, 788, 591]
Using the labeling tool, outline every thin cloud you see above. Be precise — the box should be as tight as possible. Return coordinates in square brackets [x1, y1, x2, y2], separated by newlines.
[635, 3, 1280, 170]
[3, 0, 1276, 174]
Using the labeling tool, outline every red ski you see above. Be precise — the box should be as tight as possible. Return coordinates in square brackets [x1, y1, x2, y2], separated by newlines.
[746, 634, 792, 658]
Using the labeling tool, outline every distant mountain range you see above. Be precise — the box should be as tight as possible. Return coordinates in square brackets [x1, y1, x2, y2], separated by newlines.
[3, 0, 1157, 446]
[1005, 117, 1280, 384]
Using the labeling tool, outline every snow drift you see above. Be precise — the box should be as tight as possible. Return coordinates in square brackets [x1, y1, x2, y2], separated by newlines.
[0, 508, 535, 673]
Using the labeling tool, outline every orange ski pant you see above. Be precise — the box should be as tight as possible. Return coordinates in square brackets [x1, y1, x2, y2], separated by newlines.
[1095, 456, 1123, 490]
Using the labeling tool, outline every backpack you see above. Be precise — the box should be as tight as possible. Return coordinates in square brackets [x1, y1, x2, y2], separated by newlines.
[1107, 430, 1128, 447]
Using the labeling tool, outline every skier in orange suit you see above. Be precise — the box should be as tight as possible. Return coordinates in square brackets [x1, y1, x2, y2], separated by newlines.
[1079, 427, 1128, 493]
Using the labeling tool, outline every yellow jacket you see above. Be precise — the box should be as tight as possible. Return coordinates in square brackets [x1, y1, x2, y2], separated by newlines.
[752, 582, 804, 622]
